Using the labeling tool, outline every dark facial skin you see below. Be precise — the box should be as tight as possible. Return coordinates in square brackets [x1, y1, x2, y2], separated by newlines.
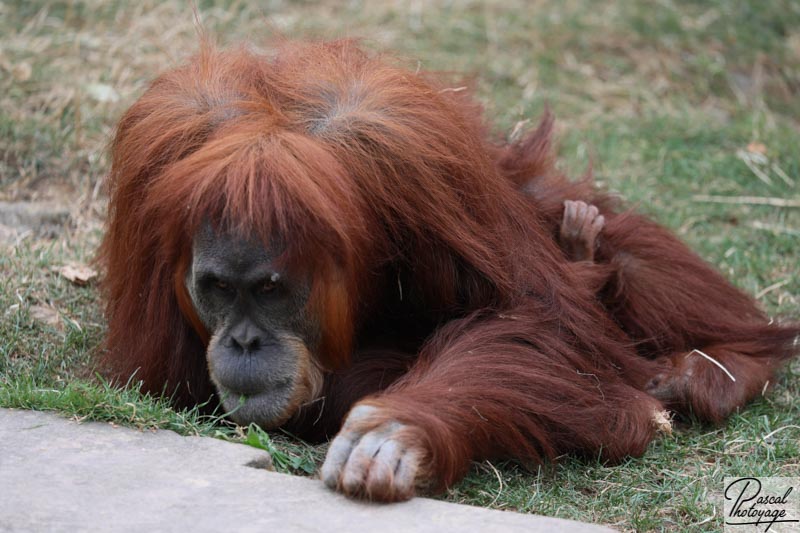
[186, 223, 321, 428]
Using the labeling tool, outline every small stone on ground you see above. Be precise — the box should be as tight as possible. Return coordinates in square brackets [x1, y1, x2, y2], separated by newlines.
[0, 201, 70, 243]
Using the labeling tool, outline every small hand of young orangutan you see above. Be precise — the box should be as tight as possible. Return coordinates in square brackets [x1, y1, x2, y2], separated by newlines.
[560, 200, 605, 262]
[320, 404, 425, 502]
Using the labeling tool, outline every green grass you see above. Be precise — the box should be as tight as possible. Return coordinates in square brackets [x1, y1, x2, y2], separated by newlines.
[1, 1, 798, 531]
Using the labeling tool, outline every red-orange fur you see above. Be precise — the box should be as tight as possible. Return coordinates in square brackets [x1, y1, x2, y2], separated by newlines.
[99, 39, 799, 493]
[309, 270, 356, 369]
[173, 256, 210, 345]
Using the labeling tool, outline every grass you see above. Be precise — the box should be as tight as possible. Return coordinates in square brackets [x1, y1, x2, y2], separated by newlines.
[1, 0, 798, 530]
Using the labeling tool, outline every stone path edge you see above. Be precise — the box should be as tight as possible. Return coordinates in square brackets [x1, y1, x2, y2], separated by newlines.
[0, 408, 614, 533]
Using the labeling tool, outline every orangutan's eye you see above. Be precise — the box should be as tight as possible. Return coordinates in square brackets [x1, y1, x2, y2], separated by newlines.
[199, 274, 233, 294]
[259, 272, 281, 294]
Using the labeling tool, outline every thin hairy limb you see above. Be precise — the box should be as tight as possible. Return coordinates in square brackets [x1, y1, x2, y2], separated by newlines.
[646, 345, 781, 423]
[560, 200, 605, 262]
[321, 311, 663, 501]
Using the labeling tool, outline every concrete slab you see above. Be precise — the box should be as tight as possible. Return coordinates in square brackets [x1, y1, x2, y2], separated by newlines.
[0, 408, 613, 532]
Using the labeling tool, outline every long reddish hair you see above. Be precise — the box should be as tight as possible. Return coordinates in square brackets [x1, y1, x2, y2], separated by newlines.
[100, 39, 648, 399]
[99, 40, 798, 492]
